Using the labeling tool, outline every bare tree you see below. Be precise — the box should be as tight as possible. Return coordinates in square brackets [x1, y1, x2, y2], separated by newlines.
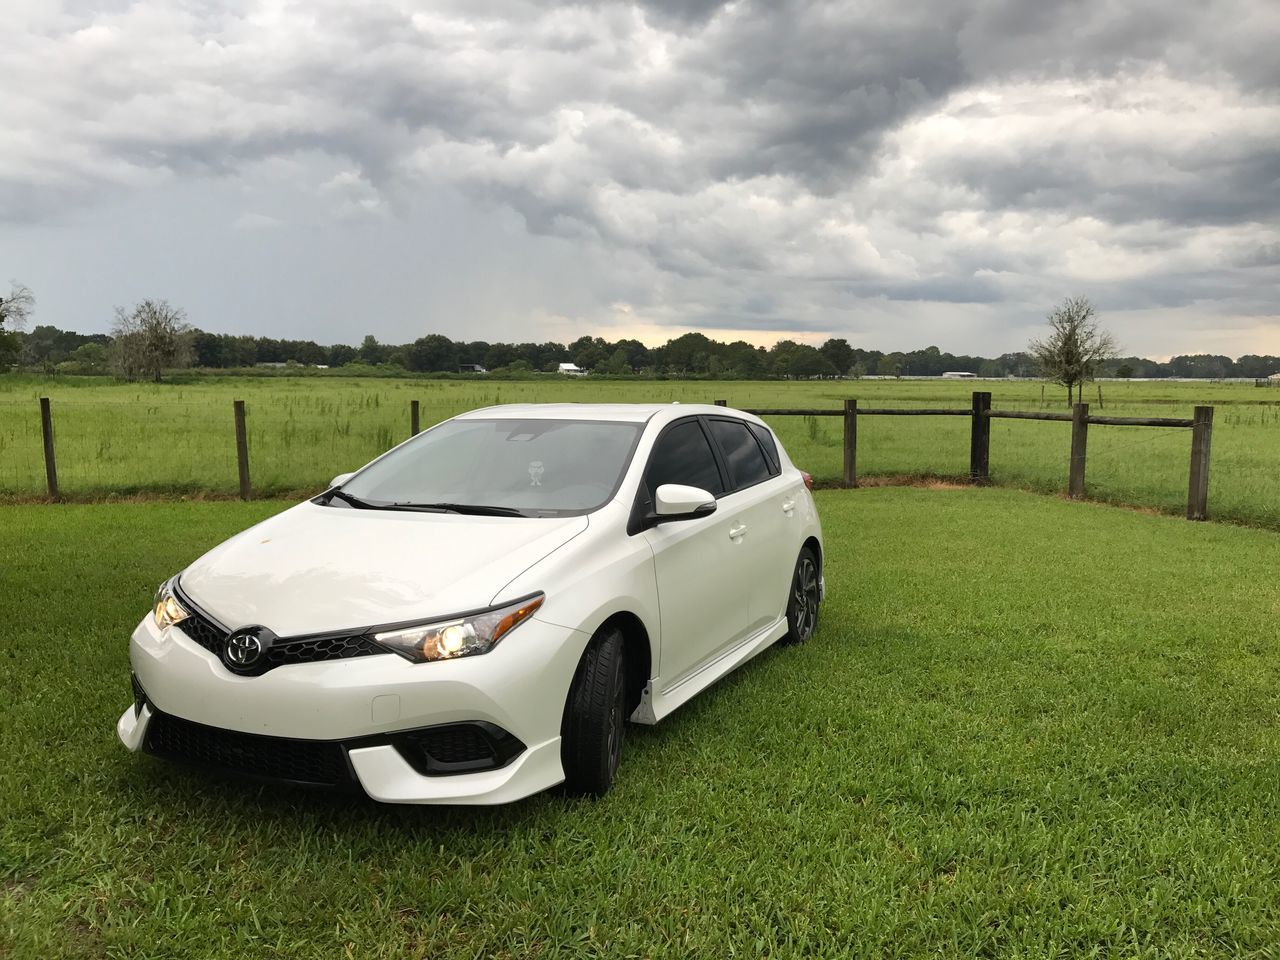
[0, 281, 34, 332]
[111, 299, 194, 382]
[1028, 297, 1119, 406]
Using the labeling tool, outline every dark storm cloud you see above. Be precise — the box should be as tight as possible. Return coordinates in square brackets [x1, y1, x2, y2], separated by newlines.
[1, 0, 1277, 348]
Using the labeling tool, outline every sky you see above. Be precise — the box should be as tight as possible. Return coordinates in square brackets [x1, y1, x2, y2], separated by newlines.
[1, 0, 1278, 359]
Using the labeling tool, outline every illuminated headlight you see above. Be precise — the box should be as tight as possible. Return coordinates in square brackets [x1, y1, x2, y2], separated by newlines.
[153, 579, 190, 630]
[374, 594, 545, 663]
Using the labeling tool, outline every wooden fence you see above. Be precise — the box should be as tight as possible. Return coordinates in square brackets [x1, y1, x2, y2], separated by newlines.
[31, 392, 1215, 520]
[715, 392, 1215, 521]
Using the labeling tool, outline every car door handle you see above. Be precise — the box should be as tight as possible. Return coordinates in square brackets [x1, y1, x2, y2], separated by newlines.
[781, 499, 796, 515]
[728, 523, 747, 540]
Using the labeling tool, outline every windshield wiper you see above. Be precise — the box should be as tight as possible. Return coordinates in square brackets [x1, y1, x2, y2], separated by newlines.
[326, 488, 380, 509]
[390, 502, 530, 517]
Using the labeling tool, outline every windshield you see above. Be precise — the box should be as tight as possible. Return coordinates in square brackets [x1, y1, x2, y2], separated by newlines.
[335, 418, 644, 516]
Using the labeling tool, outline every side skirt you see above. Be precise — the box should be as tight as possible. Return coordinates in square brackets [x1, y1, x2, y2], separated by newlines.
[629, 615, 789, 725]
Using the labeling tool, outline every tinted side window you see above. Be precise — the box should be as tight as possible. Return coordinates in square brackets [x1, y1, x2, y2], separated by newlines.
[708, 419, 772, 490]
[748, 422, 781, 475]
[645, 420, 724, 495]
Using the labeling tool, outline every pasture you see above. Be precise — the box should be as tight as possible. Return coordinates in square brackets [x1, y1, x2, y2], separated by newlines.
[3, 487, 1280, 957]
[2, 374, 1280, 530]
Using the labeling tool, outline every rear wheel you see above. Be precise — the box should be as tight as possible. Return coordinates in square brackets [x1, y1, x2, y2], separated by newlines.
[561, 627, 626, 797]
[782, 547, 820, 645]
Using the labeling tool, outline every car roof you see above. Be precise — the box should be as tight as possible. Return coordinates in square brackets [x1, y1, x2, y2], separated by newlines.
[454, 403, 756, 425]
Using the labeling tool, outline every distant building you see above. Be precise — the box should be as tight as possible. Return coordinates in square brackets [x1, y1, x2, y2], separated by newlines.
[558, 362, 586, 376]
[942, 371, 977, 379]
[459, 363, 487, 374]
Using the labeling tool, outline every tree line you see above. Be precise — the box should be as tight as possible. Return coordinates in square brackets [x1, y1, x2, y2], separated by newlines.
[3, 286, 1278, 382]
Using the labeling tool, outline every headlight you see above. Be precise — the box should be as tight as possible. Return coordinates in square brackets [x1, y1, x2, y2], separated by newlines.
[373, 594, 544, 663]
[153, 579, 190, 630]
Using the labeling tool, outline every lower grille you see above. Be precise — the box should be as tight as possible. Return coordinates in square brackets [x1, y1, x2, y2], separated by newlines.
[395, 722, 526, 775]
[144, 711, 352, 788]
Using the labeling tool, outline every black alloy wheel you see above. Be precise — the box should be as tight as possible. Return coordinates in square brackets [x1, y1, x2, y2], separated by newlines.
[783, 547, 820, 645]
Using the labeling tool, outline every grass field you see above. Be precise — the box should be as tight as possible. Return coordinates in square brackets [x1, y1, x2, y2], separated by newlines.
[3, 488, 1280, 957]
[2, 374, 1280, 531]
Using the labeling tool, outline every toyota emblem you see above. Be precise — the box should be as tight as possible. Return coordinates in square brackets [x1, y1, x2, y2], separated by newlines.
[225, 631, 264, 668]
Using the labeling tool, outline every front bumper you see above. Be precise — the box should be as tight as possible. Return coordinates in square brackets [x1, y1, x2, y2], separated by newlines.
[119, 612, 591, 805]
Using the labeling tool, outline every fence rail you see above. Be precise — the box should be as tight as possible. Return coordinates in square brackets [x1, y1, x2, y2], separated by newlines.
[721, 392, 1216, 522]
[26, 392, 1216, 521]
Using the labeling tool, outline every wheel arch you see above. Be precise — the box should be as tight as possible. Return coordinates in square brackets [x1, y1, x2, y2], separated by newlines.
[802, 535, 822, 572]
[593, 611, 652, 716]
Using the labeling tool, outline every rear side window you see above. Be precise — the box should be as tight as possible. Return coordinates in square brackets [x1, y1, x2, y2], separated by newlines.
[707, 419, 772, 491]
[747, 422, 781, 474]
[645, 420, 724, 495]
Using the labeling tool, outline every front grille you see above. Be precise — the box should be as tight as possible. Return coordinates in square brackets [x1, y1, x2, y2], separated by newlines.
[145, 711, 352, 788]
[265, 633, 384, 669]
[177, 609, 224, 655]
[174, 591, 386, 673]
[395, 722, 526, 775]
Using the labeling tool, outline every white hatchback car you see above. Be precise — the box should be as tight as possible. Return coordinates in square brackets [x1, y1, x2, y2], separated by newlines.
[118, 404, 824, 803]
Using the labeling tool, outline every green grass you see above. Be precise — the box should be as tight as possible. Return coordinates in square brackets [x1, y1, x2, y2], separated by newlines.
[3, 374, 1280, 531]
[3, 489, 1280, 957]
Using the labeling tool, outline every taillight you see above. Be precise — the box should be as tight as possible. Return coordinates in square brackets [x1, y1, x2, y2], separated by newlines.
[801, 471, 814, 491]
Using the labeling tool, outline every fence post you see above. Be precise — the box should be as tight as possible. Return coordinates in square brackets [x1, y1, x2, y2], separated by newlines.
[969, 391, 991, 485]
[39, 397, 59, 500]
[410, 399, 421, 436]
[843, 399, 857, 488]
[233, 399, 252, 501]
[714, 399, 727, 407]
[1187, 405, 1214, 521]
[1068, 402, 1089, 499]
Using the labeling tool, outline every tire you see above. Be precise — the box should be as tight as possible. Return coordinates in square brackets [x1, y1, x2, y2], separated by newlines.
[782, 547, 820, 645]
[561, 626, 627, 797]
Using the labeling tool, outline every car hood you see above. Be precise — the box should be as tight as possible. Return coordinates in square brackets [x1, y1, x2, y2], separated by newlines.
[179, 502, 588, 636]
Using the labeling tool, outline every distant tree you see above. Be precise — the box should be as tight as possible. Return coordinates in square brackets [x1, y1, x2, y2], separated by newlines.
[599, 347, 630, 375]
[571, 336, 608, 372]
[819, 338, 854, 376]
[328, 343, 358, 367]
[616, 338, 653, 371]
[875, 355, 900, 377]
[0, 282, 34, 369]
[663, 332, 716, 374]
[485, 343, 518, 370]
[111, 299, 194, 382]
[406, 334, 459, 373]
[849, 360, 867, 379]
[765, 340, 802, 377]
[719, 340, 765, 378]
[1028, 296, 1119, 406]
[1116, 363, 1135, 379]
[69, 342, 108, 370]
[789, 345, 837, 379]
[358, 334, 387, 365]
[0, 281, 34, 332]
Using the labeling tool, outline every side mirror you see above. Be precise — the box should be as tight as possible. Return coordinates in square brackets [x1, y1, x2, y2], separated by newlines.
[654, 484, 717, 521]
[329, 472, 354, 488]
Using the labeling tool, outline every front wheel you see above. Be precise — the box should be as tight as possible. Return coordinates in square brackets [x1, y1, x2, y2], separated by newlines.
[782, 547, 820, 645]
[561, 627, 626, 797]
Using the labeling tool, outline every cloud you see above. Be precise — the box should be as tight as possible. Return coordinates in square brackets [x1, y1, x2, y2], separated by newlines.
[0, 0, 1277, 353]
[232, 211, 282, 231]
